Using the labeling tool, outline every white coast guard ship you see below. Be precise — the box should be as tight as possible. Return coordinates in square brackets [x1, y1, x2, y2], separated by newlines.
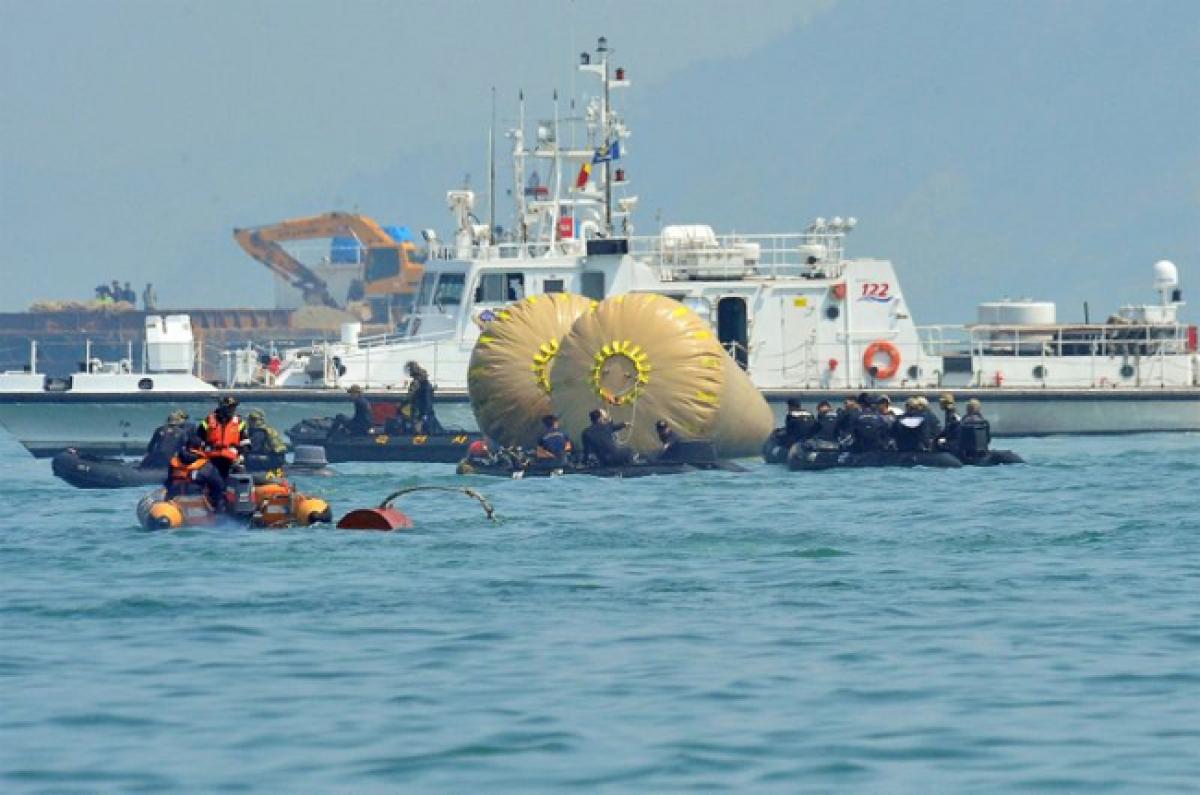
[0, 38, 1196, 456]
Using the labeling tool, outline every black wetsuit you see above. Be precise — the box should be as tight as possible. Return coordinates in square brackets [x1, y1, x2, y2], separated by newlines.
[408, 377, 440, 432]
[892, 414, 934, 452]
[655, 428, 683, 462]
[783, 409, 816, 446]
[957, 415, 992, 458]
[581, 421, 634, 466]
[852, 412, 890, 453]
[939, 408, 961, 451]
[142, 424, 188, 468]
[349, 395, 373, 435]
[835, 407, 861, 446]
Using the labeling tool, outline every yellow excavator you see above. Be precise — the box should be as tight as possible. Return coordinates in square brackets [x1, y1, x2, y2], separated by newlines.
[233, 212, 424, 318]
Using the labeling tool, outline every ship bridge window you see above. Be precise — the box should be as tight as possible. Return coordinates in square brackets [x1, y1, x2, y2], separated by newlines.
[364, 247, 401, 281]
[544, 279, 564, 294]
[433, 273, 465, 308]
[474, 272, 527, 303]
[416, 273, 436, 307]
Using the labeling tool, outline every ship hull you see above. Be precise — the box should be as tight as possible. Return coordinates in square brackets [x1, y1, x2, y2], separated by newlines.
[1, 386, 1198, 457]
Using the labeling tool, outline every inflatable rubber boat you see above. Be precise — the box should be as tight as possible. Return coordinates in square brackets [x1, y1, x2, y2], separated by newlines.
[456, 459, 745, 479]
[136, 473, 332, 530]
[786, 445, 1025, 470]
[457, 440, 746, 479]
[788, 447, 964, 471]
[52, 448, 305, 489]
[287, 417, 482, 463]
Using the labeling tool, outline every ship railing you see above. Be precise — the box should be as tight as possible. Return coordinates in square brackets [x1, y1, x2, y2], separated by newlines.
[352, 327, 459, 350]
[426, 231, 851, 279]
[919, 322, 1194, 358]
[966, 323, 1192, 358]
[628, 232, 847, 280]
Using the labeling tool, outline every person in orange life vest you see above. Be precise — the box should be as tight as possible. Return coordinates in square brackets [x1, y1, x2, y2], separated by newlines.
[171, 396, 248, 507]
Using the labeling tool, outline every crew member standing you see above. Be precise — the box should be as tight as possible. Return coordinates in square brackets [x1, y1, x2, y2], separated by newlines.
[405, 361, 440, 433]
[346, 384, 374, 435]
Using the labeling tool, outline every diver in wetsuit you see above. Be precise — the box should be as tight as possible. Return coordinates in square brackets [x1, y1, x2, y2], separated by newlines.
[782, 399, 816, 446]
[892, 397, 936, 452]
[915, 395, 942, 440]
[580, 408, 635, 467]
[805, 401, 841, 451]
[345, 384, 373, 435]
[142, 410, 190, 468]
[653, 419, 684, 463]
[851, 399, 891, 453]
[936, 393, 960, 452]
[834, 398, 862, 448]
[956, 399, 992, 460]
[405, 361, 441, 433]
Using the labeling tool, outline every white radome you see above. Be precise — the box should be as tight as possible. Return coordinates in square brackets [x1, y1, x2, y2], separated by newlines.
[1153, 259, 1179, 291]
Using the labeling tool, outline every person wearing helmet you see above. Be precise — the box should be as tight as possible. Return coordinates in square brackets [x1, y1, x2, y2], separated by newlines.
[141, 409, 190, 468]
[245, 409, 288, 472]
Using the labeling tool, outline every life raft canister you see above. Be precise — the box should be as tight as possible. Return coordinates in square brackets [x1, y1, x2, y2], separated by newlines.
[862, 341, 901, 380]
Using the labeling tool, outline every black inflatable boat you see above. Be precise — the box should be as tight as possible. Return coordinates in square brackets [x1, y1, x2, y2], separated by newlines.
[458, 439, 746, 479]
[786, 445, 1024, 471]
[287, 417, 482, 463]
[52, 450, 165, 489]
[51, 449, 294, 489]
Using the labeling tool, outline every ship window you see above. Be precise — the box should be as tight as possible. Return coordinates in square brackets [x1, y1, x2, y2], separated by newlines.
[364, 247, 401, 282]
[416, 273, 436, 307]
[433, 273, 465, 308]
[137, 378, 154, 390]
[544, 279, 564, 294]
[474, 272, 527, 303]
[581, 271, 606, 300]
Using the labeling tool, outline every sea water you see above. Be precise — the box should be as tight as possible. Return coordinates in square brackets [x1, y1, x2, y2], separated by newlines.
[1, 431, 1197, 792]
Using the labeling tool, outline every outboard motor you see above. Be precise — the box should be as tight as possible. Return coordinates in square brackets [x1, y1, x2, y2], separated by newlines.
[228, 471, 257, 516]
[958, 417, 991, 458]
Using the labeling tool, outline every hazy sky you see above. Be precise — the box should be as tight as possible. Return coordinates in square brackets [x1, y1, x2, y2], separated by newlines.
[1, 0, 1197, 323]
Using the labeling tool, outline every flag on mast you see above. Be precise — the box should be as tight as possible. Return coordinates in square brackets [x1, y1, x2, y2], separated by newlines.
[574, 161, 591, 189]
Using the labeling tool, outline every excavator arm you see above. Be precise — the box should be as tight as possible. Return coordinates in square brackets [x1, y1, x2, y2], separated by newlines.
[233, 212, 424, 308]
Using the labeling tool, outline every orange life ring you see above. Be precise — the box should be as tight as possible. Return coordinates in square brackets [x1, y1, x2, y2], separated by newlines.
[862, 341, 901, 380]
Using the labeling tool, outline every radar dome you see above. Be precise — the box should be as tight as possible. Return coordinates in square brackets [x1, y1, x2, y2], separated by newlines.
[1153, 260, 1179, 291]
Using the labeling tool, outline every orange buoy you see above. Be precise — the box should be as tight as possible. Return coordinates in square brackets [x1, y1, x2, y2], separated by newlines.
[336, 508, 414, 531]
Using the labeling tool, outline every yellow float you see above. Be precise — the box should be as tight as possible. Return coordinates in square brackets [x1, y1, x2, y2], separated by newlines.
[550, 293, 773, 458]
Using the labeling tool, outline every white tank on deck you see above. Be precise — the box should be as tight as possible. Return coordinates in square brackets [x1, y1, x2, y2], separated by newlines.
[340, 322, 362, 346]
[976, 300, 1057, 326]
[145, 315, 195, 373]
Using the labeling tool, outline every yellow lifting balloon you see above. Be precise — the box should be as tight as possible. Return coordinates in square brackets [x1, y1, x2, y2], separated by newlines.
[467, 293, 597, 447]
[550, 293, 773, 458]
